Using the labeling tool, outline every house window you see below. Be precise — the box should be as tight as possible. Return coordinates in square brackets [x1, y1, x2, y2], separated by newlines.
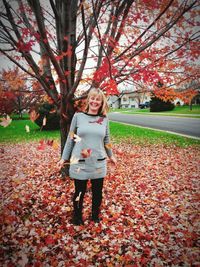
[122, 97, 128, 102]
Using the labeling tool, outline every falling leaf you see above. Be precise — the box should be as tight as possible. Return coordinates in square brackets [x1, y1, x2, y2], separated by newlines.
[70, 155, 79, 164]
[46, 139, 54, 146]
[43, 116, 47, 126]
[30, 110, 39, 122]
[81, 148, 92, 158]
[0, 115, 12, 127]
[37, 139, 46, 150]
[74, 134, 82, 142]
[75, 192, 82, 202]
[25, 125, 30, 133]
[105, 143, 112, 149]
[69, 131, 74, 139]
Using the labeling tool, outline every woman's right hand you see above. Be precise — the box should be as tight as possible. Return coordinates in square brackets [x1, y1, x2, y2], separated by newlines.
[57, 159, 65, 169]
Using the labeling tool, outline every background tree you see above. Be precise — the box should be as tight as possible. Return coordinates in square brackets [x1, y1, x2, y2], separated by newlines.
[0, 0, 199, 152]
[0, 67, 43, 117]
[177, 80, 200, 110]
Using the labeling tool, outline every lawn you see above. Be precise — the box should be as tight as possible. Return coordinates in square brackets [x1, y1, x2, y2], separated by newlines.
[110, 121, 200, 147]
[0, 118, 200, 147]
[0, 119, 60, 143]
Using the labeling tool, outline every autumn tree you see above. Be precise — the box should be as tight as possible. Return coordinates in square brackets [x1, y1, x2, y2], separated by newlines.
[0, 67, 43, 117]
[177, 80, 200, 110]
[0, 0, 199, 152]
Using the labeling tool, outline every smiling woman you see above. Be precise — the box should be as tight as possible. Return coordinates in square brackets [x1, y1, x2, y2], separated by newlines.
[57, 88, 117, 225]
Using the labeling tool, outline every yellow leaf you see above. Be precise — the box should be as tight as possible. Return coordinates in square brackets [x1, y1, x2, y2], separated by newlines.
[70, 155, 79, 165]
[69, 131, 74, 139]
[25, 125, 30, 133]
[52, 140, 59, 150]
[74, 134, 81, 142]
[105, 143, 112, 149]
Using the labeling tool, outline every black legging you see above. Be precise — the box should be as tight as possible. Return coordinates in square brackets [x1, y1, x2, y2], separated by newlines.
[73, 178, 104, 215]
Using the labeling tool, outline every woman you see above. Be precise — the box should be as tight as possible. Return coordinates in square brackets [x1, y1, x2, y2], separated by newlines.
[58, 88, 117, 225]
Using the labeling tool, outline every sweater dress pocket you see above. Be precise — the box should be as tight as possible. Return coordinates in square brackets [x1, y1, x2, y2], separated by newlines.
[69, 158, 107, 179]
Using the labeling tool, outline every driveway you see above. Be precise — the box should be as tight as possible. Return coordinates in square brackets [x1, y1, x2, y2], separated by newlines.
[108, 112, 200, 139]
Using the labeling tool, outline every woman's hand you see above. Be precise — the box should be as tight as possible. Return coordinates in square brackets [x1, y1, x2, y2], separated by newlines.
[109, 155, 117, 165]
[57, 159, 65, 169]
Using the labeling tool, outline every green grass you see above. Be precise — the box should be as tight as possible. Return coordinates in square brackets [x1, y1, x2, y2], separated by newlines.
[0, 119, 60, 143]
[111, 105, 200, 117]
[10, 113, 30, 120]
[0, 118, 199, 147]
[164, 105, 200, 114]
[110, 121, 200, 147]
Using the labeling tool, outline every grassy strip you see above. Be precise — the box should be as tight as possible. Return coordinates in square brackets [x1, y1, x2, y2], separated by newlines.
[0, 119, 199, 147]
[110, 121, 200, 147]
[115, 112, 200, 119]
[111, 105, 200, 117]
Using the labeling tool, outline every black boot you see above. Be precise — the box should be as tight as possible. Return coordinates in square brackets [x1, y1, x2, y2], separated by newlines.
[91, 209, 101, 223]
[91, 178, 104, 223]
[72, 195, 84, 226]
[71, 213, 84, 226]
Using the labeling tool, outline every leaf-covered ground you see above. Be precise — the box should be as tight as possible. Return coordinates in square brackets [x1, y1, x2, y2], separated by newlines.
[1, 141, 200, 267]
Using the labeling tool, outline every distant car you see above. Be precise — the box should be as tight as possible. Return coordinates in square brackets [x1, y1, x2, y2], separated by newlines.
[139, 101, 150, 109]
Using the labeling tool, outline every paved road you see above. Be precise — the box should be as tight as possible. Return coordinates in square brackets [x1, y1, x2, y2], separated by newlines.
[108, 112, 200, 138]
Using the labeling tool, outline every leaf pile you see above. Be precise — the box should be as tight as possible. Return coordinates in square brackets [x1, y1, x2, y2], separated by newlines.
[1, 141, 200, 266]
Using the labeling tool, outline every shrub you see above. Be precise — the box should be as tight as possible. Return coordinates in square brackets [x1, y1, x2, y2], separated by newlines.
[150, 96, 175, 112]
[34, 102, 60, 130]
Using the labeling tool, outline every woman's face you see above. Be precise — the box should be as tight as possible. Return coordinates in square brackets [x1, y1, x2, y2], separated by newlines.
[88, 94, 102, 114]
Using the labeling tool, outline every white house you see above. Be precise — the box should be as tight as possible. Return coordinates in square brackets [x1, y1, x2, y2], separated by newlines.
[108, 90, 151, 108]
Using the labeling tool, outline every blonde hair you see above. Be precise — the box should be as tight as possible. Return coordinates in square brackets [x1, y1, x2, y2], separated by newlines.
[85, 88, 109, 116]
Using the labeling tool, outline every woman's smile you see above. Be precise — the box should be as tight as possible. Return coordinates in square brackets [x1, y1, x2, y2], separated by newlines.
[88, 95, 102, 113]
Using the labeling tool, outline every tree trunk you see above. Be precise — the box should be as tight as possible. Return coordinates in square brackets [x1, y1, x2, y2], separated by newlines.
[189, 101, 193, 111]
[59, 94, 75, 178]
[19, 110, 23, 119]
[60, 90, 75, 151]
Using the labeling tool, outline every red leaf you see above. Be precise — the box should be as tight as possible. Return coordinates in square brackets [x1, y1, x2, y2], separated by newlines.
[45, 235, 56, 245]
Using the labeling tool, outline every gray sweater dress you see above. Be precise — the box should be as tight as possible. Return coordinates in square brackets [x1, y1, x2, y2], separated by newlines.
[61, 112, 113, 180]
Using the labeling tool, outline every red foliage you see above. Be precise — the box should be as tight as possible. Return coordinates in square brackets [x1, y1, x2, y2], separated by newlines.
[100, 79, 119, 95]
[178, 89, 198, 104]
[16, 39, 35, 52]
[0, 91, 16, 115]
[93, 58, 119, 85]
[154, 87, 178, 102]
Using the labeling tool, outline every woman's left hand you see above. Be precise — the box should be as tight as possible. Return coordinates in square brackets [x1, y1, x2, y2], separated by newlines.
[57, 159, 65, 169]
